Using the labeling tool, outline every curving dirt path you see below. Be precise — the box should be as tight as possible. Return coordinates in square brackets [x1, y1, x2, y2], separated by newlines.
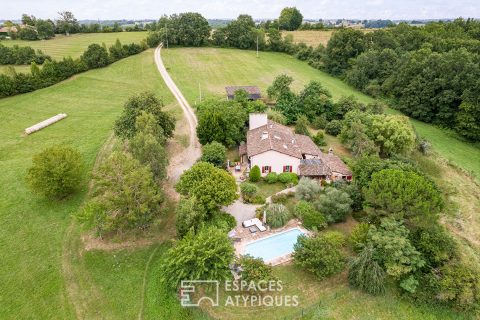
[154, 44, 201, 182]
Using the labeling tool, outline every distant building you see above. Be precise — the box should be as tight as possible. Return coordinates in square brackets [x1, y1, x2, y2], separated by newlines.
[0, 26, 18, 36]
[240, 113, 352, 181]
[225, 86, 261, 101]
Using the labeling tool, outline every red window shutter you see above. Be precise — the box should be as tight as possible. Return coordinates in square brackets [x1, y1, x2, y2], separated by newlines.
[262, 166, 265, 173]
[283, 166, 286, 172]
[290, 166, 292, 172]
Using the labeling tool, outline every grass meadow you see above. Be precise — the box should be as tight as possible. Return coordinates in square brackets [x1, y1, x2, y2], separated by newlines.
[0, 49, 192, 319]
[0, 32, 148, 60]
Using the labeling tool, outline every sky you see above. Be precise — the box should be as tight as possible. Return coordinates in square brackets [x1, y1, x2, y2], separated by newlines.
[3, 0, 479, 20]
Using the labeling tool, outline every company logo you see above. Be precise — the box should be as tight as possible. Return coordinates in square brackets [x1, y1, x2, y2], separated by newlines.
[180, 280, 299, 308]
[180, 280, 220, 307]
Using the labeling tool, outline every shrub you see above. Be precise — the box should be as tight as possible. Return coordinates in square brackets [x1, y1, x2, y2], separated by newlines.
[348, 245, 386, 295]
[267, 109, 287, 125]
[175, 196, 207, 238]
[294, 115, 310, 136]
[278, 172, 299, 184]
[349, 223, 370, 252]
[312, 131, 327, 146]
[265, 172, 278, 184]
[271, 193, 288, 204]
[293, 232, 346, 279]
[325, 120, 343, 136]
[295, 201, 326, 230]
[296, 177, 321, 201]
[249, 165, 261, 182]
[129, 129, 168, 182]
[26, 145, 84, 199]
[210, 211, 237, 233]
[200, 141, 227, 168]
[410, 222, 456, 267]
[160, 227, 234, 290]
[311, 115, 328, 130]
[314, 188, 353, 223]
[238, 255, 276, 284]
[251, 195, 266, 204]
[265, 203, 290, 228]
[240, 182, 258, 203]
[80, 44, 109, 69]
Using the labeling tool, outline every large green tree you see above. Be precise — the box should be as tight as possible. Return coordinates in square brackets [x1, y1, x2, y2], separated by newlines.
[80, 152, 163, 236]
[176, 162, 238, 212]
[160, 227, 234, 290]
[324, 29, 366, 75]
[200, 141, 227, 168]
[314, 188, 353, 223]
[196, 99, 247, 147]
[278, 7, 303, 31]
[26, 145, 84, 199]
[114, 92, 175, 139]
[364, 168, 443, 219]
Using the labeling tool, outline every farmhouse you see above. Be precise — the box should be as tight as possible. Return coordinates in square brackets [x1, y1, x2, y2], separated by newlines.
[239, 113, 352, 181]
[225, 86, 261, 100]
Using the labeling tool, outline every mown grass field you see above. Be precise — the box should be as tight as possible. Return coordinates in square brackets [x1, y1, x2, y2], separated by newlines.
[0, 32, 148, 60]
[162, 47, 480, 181]
[0, 64, 32, 74]
[0, 49, 189, 319]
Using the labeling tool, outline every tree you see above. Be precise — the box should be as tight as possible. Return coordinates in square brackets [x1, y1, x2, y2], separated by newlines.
[325, 120, 343, 136]
[176, 162, 238, 212]
[114, 92, 175, 139]
[294, 115, 310, 136]
[129, 129, 167, 182]
[224, 15, 258, 49]
[26, 145, 84, 199]
[249, 165, 261, 182]
[324, 29, 366, 75]
[314, 188, 353, 223]
[295, 177, 321, 201]
[56, 11, 79, 35]
[21, 14, 37, 26]
[293, 232, 346, 279]
[196, 99, 247, 147]
[267, 74, 294, 100]
[36, 19, 55, 40]
[275, 91, 300, 124]
[278, 7, 303, 31]
[175, 196, 207, 238]
[367, 218, 425, 292]
[18, 27, 38, 41]
[265, 203, 290, 228]
[80, 44, 109, 69]
[200, 142, 226, 168]
[160, 227, 234, 290]
[364, 168, 443, 219]
[456, 89, 480, 141]
[170, 12, 211, 46]
[294, 201, 326, 230]
[369, 115, 416, 157]
[297, 81, 333, 120]
[80, 152, 162, 236]
[348, 245, 386, 295]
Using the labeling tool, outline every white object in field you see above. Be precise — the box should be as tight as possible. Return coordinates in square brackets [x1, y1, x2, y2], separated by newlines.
[24, 113, 67, 135]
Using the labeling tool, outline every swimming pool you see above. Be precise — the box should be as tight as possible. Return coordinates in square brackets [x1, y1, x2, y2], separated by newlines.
[244, 228, 305, 262]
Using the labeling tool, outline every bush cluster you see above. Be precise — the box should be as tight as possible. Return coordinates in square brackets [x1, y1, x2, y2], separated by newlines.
[0, 44, 50, 65]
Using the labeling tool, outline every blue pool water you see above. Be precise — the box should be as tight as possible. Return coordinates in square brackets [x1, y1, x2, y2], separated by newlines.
[244, 228, 305, 262]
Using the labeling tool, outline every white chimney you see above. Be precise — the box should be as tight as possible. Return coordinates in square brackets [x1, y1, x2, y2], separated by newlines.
[249, 113, 268, 130]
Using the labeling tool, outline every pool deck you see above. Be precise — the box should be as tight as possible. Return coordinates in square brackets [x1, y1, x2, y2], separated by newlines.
[233, 219, 311, 266]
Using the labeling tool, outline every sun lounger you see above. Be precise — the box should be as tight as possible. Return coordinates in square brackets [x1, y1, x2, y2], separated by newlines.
[242, 218, 267, 232]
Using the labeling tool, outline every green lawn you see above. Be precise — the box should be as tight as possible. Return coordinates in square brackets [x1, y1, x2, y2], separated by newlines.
[162, 47, 480, 180]
[0, 32, 148, 60]
[0, 49, 182, 319]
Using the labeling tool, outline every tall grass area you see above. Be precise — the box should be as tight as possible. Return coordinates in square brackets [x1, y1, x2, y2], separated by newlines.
[162, 47, 480, 180]
[0, 32, 148, 60]
[0, 50, 177, 318]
